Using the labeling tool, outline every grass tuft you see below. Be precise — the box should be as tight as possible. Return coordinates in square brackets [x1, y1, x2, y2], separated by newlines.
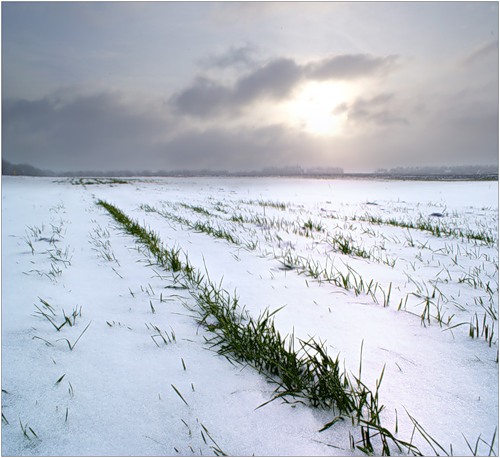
[57, 321, 92, 351]
[171, 384, 189, 407]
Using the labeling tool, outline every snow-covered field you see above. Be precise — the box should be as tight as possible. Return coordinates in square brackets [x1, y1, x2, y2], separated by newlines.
[2, 176, 498, 456]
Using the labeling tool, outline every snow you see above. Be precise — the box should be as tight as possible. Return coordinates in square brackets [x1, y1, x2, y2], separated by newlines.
[2, 176, 498, 456]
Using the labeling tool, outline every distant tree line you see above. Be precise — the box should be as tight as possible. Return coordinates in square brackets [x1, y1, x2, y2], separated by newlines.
[375, 165, 498, 176]
[2, 160, 344, 178]
[2, 159, 497, 180]
[2, 160, 55, 176]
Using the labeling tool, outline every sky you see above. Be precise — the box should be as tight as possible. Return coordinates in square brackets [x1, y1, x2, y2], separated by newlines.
[2, 1, 499, 173]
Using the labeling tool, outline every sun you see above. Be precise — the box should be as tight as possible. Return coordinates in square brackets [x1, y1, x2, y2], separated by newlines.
[285, 81, 350, 137]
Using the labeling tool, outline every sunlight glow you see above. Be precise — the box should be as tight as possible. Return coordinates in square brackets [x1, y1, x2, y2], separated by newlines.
[286, 81, 351, 137]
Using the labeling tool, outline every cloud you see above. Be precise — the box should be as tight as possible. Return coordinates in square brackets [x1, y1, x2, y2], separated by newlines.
[2, 90, 175, 171]
[158, 124, 328, 171]
[171, 58, 302, 117]
[169, 77, 233, 117]
[157, 127, 275, 170]
[234, 58, 302, 102]
[335, 93, 409, 126]
[171, 52, 399, 118]
[201, 44, 258, 69]
[306, 54, 398, 80]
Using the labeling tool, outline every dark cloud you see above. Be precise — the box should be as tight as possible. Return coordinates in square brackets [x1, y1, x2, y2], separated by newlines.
[335, 93, 409, 126]
[171, 59, 302, 117]
[306, 54, 398, 80]
[2, 91, 174, 171]
[159, 127, 272, 170]
[171, 53, 399, 118]
[169, 77, 233, 117]
[234, 58, 302, 102]
[158, 124, 324, 171]
[171, 58, 303, 117]
[349, 93, 498, 170]
[425, 90, 498, 165]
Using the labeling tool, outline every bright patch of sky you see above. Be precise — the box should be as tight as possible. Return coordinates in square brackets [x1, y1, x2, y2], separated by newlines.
[2, 2, 498, 172]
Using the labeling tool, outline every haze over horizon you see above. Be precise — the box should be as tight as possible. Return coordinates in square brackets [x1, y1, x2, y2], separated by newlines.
[2, 2, 499, 173]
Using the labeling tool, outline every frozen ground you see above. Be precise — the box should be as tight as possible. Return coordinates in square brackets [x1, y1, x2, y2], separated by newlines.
[2, 176, 498, 456]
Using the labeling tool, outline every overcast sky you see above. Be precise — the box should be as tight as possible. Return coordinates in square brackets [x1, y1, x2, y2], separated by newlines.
[2, 1, 498, 173]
